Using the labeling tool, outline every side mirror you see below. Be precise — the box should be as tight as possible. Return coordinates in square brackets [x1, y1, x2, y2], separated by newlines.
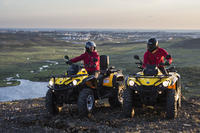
[134, 55, 140, 60]
[64, 55, 69, 61]
[109, 66, 115, 69]
[166, 55, 171, 60]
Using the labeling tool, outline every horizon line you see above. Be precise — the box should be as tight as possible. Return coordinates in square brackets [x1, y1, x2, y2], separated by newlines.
[1, 27, 200, 32]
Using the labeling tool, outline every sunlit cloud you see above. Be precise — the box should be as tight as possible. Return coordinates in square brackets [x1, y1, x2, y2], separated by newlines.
[0, 0, 200, 29]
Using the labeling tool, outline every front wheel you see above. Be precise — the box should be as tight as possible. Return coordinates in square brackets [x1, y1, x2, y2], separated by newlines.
[177, 79, 182, 108]
[45, 89, 59, 115]
[77, 88, 95, 117]
[166, 89, 178, 119]
[123, 88, 134, 118]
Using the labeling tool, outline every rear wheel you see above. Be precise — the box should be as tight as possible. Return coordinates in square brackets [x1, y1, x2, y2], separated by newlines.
[78, 88, 95, 117]
[166, 89, 178, 119]
[123, 88, 134, 118]
[45, 89, 59, 115]
[109, 84, 124, 107]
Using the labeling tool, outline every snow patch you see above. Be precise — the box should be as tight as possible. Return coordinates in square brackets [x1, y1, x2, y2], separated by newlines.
[16, 74, 20, 78]
[42, 65, 49, 68]
[45, 60, 58, 64]
[30, 70, 34, 73]
[6, 82, 12, 85]
[6, 77, 14, 81]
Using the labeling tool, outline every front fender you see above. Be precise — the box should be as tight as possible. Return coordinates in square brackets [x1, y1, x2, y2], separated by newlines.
[124, 76, 129, 88]
[81, 75, 97, 88]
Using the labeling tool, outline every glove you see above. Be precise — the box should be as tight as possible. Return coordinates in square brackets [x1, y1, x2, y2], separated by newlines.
[66, 60, 72, 65]
[164, 61, 170, 66]
[159, 62, 165, 66]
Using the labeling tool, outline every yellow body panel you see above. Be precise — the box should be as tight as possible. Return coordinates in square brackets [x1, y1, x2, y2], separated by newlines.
[77, 68, 88, 75]
[103, 73, 114, 87]
[127, 71, 175, 87]
[50, 68, 88, 86]
[136, 77, 169, 86]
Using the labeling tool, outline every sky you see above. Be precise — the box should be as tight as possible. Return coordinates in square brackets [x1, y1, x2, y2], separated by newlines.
[0, 0, 200, 30]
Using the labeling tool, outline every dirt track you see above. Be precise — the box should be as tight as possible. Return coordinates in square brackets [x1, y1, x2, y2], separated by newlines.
[0, 96, 199, 133]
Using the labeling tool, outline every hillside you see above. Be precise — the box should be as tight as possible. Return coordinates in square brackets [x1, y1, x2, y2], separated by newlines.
[170, 38, 200, 49]
[0, 31, 200, 132]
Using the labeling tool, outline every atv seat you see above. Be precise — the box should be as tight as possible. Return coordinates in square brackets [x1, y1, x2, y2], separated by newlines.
[100, 55, 109, 75]
[97, 55, 110, 87]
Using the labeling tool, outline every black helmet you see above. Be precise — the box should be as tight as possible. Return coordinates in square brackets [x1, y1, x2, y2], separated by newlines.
[147, 38, 158, 52]
[85, 41, 96, 53]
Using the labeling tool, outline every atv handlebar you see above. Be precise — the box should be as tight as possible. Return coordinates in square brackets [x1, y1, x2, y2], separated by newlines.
[109, 69, 120, 73]
[135, 62, 142, 65]
[159, 61, 170, 66]
[51, 74, 88, 78]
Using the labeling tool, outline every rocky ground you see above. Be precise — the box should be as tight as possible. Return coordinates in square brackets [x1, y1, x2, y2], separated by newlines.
[0, 96, 199, 133]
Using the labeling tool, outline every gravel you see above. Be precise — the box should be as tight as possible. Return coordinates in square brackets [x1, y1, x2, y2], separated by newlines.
[0, 96, 199, 132]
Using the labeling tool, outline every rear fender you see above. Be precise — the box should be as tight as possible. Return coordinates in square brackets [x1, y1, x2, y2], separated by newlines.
[106, 73, 124, 88]
[113, 74, 124, 87]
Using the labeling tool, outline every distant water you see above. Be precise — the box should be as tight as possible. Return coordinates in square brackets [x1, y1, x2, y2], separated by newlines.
[0, 79, 48, 102]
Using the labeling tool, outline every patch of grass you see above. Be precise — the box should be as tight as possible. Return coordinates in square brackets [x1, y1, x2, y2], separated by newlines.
[0, 33, 200, 97]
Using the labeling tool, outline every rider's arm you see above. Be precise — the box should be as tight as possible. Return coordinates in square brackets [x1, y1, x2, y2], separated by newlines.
[70, 53, 86, 63]
[92, 52, 100, 71]
[161, 48, 172, 64]
[142, 52, 148, 68]
[96, 53, 100, 71]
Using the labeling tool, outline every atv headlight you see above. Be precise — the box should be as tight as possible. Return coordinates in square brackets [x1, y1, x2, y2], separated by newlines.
[129, 80, 135, 86]
[49, 80, 54, 86]
[162, 81, 170, 87]
[72, 80, 78, 86]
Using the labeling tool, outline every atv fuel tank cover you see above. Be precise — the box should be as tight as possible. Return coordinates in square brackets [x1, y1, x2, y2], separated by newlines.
[146, 81, 150, 84]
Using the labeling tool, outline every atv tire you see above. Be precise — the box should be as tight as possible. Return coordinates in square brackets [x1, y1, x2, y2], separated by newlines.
[108, 92, 120, 108]
[166, 89, 178, 119]
[177, 87, 181, 109]
[177, 79, 182, 108]
[45, 89, 59, 115]
[109, 84, 124, 107]
[123, 88, 134, 118]
[78, 88, 95, 117]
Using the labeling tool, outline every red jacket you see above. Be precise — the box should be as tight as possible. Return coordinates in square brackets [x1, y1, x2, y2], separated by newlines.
[142, 47, 172, 68]
[70, 51, 100, 73]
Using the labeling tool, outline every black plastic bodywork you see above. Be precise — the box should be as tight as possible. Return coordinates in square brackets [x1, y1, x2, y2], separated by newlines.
[128, 85, 167, 106]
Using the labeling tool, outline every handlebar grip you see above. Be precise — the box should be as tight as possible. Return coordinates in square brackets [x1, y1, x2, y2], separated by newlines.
[135, 62, 142, 65]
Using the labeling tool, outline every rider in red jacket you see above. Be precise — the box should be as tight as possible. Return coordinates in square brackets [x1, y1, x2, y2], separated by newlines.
[68, 41, 100, 76]
[142, 38, 172, 75]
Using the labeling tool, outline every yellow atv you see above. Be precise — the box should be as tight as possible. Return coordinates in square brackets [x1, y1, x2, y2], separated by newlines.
[45, 55, 124, 116]
[45, 55, 89, 115]
[123, 55, 181, 119]
[77, 55, 124, 117]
